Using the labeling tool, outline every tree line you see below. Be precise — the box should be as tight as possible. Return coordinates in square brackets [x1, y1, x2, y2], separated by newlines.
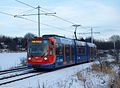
[81, 35, 120, 50]
[0, 33, 120, 52]
[0, 33, 35, 51]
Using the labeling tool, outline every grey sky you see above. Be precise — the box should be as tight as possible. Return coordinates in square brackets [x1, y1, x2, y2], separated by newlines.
[0, 0, 120, 40]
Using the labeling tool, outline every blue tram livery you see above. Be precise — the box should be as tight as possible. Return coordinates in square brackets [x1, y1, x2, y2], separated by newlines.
[27, 35, 96, 69]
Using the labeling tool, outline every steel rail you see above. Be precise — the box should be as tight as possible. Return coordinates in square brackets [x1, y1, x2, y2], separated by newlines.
[0, 67, 29, 75]
[0, 73, 42, 86]
[0, 66, 27, 73]
[0, 69, 34, 80]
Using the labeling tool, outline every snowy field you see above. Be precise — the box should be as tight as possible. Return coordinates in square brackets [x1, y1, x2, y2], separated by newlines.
[0, 62, 111, 88]
[0, 63, 93, 88]
[0, 52, 27, 70]
[0, 52, 118, 88]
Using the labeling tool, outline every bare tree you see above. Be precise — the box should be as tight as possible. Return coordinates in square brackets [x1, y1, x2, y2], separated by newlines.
[109, 35, 120, 42]
[24, 33, 36, 41]
[109, 35, 120, 62]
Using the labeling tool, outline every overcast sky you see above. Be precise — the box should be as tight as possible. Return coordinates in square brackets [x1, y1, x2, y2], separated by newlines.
[0, 0, 120, 40]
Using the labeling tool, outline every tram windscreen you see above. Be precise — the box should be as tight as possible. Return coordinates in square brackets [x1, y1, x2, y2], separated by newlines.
[28, 40, 49, 56]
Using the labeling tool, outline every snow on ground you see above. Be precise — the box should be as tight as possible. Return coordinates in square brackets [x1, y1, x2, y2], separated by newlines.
[0, 52, 27, 70]
[0, 52, 116, 88]
[76, 68, 110, 88]
[0, 62, 111, 88]
[106, 54, 115, 62]
[0, 63, 92, 88]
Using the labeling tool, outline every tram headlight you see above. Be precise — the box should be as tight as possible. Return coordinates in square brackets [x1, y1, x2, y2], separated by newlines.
[28, 57, 31, 60]
[44, 57, 48, 60]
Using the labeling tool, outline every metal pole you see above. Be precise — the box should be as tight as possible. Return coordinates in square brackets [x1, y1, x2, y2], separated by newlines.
[73, 25, 81, 40]
[114, 41, 115, 50]
[38, 5, 40, 37]
[114, 41, 116, 55]
[74, 27, 77, 40]
[91, 27, 93, 43]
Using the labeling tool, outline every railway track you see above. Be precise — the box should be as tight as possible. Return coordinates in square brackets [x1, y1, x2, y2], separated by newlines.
[0, 66, 47, 86]
[0, 68, 34, 80]
[0, 62, 92, 86]
[0, 66, 35, 86]
[0, 72, 42, 86]
[0, 66, 28, 75]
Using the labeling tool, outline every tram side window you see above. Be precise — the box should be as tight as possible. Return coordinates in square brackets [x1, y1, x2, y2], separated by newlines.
[50, 48, 53, 55]
[72, 46, 75, 56]
[59, 46, 63, 55]
[56, 47, 60, 55]
[77, 47, 86, 55]
[65, 45, 70, 55]
[56, 46, 63, 55]
[90, 48, 94, 56]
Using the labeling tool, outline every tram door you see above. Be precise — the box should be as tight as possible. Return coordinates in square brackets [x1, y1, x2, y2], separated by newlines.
[63, 45, 70, 65]
[56, 44, 64, 65]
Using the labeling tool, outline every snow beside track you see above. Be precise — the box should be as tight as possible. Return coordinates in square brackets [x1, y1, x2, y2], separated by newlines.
[0, 52, 27, 70]
[0, 52, 116, 88]
[0, 63, 92, 88]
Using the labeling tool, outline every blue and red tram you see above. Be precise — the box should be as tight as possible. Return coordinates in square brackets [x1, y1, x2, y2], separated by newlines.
[27, 35, 96, 69]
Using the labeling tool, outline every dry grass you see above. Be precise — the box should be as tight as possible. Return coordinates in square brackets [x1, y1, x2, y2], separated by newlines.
[91, 63, 120, 88]
[76, 72, 86, 82]
[109, 74, 120, 88]
[76, 72, 87, 88]
[110, 61, 120, 65]
[91, 64, 112, 74]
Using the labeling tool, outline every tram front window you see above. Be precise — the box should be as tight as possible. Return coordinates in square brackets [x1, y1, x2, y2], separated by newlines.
[28, 40, 49, 56]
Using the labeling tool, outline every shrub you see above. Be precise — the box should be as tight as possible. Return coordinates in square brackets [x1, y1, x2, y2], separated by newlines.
[91, 64, 112, 74]
[20, 57, 27, 66]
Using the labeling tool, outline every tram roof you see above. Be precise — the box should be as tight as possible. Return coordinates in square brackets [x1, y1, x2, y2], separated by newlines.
[87, 43, 96, 47]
